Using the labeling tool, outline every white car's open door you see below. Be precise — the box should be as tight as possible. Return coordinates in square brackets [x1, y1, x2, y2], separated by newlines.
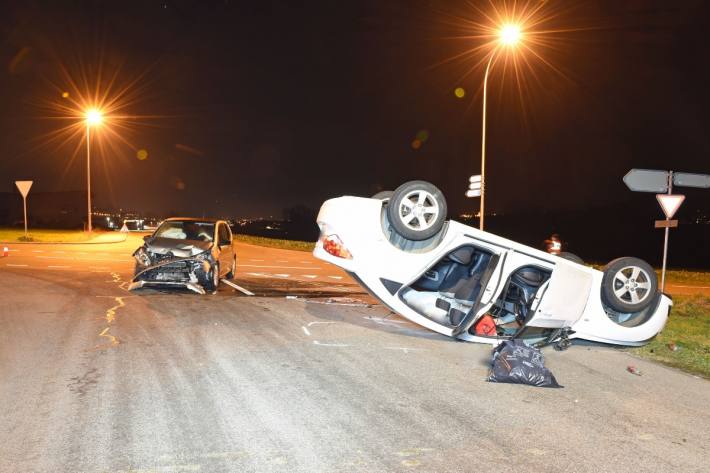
[525, 261, 593, 329]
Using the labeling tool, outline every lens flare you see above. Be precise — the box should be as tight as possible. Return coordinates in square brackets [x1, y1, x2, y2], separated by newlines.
[86, 109, 103, 125]
[499, 24, 521, 45]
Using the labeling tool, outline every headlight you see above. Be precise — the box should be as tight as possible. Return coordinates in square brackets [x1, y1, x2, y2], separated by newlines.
[134, 247, 152, 266]
[194, 250, 210, 261]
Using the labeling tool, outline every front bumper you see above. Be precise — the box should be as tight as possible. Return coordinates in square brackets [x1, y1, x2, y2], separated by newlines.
[130, 256, 212, 295]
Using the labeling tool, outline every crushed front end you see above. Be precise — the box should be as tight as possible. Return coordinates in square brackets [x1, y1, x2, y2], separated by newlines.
[129, 243, 214, 294]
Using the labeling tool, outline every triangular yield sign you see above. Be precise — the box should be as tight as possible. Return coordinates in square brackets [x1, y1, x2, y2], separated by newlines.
[15, 181, 33, 198]
[656, 194, 685, 219]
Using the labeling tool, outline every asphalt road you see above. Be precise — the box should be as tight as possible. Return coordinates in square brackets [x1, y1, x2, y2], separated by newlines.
[0, 235, 708, 472]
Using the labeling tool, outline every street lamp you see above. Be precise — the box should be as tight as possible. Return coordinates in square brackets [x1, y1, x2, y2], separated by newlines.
[478, 23, 522, 230]
[85, 108, 103, 232]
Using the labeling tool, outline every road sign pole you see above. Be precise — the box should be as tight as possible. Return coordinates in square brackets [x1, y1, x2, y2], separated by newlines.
[14, 181, 33, 238]
[22, 195, 28, 238]
[660, 171, 673, 292]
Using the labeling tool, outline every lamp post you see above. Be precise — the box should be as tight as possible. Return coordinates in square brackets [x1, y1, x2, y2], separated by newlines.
[85, 109, 102, 232]
[478, 24, 522, 230]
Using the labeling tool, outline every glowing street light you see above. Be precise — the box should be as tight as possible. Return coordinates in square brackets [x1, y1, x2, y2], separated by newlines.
[478, 22, 523, 230]
[84, 108, 103, 232]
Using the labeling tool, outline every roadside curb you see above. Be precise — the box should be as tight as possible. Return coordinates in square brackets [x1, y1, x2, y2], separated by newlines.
[0, 234, 129, 245]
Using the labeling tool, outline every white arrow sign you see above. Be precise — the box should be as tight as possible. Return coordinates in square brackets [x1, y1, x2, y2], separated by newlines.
[15, 180, 32, 198]
[656, 194, 685, 219]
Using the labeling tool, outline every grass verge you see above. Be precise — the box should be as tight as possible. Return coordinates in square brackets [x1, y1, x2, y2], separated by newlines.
[0, 227, 97, 243]
[233, 234, 315, 252]
[632, 294, 709, 378]
[661, 270, 710, 286]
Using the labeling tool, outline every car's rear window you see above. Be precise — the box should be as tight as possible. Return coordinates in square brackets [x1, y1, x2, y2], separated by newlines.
[154, 221, 215, 242]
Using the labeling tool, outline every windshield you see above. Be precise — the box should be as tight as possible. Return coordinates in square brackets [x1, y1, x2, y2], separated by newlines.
[153, 221, 215, 242]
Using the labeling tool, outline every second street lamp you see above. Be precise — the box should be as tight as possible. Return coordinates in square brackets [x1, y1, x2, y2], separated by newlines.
[85, 108, 103, 233]
[478, 23, 522, 231]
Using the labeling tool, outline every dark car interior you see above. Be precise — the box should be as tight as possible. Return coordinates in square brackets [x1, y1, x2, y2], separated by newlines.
[400, 244, 553, 340]
[400, 246, 494, 327]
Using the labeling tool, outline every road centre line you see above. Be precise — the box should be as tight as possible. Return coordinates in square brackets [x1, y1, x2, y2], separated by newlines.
[669, 284, 710, 289]
[6, 264, 28, 267]
[220, 278, 255, 296]
[302, 326, 311, 336]
[47, 265, 70, 269]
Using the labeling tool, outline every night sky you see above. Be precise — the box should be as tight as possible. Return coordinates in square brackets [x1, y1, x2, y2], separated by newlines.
[0, 0, 708, 219]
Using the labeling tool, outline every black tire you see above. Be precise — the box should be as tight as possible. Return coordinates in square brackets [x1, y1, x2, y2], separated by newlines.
[386, 181, 447, 241]
[601, 257, 657, 313]
[558, 252, 584, 264]
[204, 263, 220, 293]
[371, 190, 394, 201]
[225, 255, 236, 280]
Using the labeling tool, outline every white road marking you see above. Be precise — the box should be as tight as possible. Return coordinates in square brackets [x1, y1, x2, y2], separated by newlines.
[669, 284, 710, 289]
[276, 260, 289, 263]
[221, 278, 255, 296]
[6, 264, 28, 267]
[240, 264, 321, 270]
[245, 272, 269, 277]
[274, 274, 290, 278]
[307, 321, 337, 327]
[365, 316, 408, 325]
[47, 265, 70, 269]
[32, 250, 44, 253]
[313, 340, 349, 347]
[384, 347, 426, 354]
[53, 251, 65, 254]
[303, 275, 318, 279]
[306, 300, 369, 307]
[36, 256, 63, 259]
[301, 326, 311, 336]
[328, 276, 344, 280]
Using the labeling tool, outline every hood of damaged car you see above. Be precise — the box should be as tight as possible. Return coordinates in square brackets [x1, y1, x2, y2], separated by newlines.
[144, 237, 212, 257]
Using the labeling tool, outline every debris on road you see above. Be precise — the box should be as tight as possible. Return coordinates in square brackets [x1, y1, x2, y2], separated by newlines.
[667, 342, 680, 352]
[627, 365, 643, 376]
[487, 340, 561, 388]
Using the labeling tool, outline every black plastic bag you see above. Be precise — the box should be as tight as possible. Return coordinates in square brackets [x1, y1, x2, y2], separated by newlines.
[487, 339, 562, 388]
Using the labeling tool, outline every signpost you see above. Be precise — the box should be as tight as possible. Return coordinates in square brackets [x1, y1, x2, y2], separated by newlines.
[466, 174, 482, 198]
[14, 180, 33, 238]
[623, 169, 709, 291]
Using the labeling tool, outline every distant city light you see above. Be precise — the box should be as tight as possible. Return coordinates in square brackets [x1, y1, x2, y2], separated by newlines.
[454, 87, 465, 98]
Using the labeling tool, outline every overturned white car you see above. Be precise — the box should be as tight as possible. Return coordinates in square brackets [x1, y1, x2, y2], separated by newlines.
[314, 181, 671, 348]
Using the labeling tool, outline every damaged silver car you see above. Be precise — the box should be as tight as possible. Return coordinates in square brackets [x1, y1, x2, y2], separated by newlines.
[129, 218, 236, 294]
